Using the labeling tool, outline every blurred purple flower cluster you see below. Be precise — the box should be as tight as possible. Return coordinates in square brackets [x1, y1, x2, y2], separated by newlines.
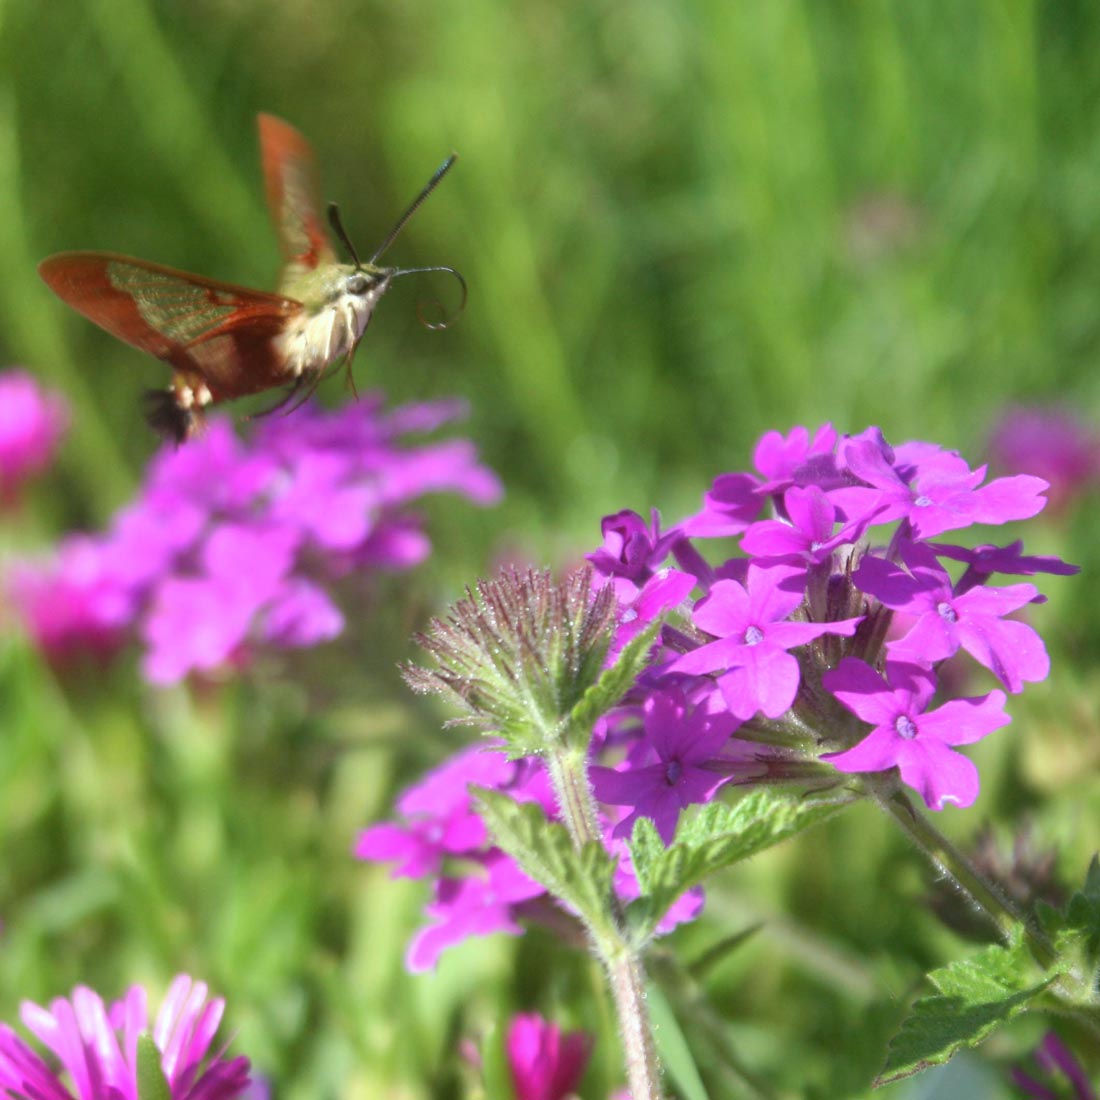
[0, 974, 250, 1100]
[6, 396, 500, 681]
[988, 404, 1100, 515]
[0, 368, 68, 504]
[588, 423, 1075, 825]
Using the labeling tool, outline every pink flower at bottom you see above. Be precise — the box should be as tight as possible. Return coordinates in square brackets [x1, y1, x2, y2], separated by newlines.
[506, 1014, 592, 1100]
[0, 974, 250, 1100]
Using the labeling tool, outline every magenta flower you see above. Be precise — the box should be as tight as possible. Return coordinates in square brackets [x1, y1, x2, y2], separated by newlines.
[853, 541, 1050, 693]
[0, 974, 250, 1100]
[988, 405, 1099, 514]
[0, 369, 68, 503]
[406, 853, 546, 972]
[591, 688, 740, 842]
[355, 744, 515, 878]
[929, 539, 1079, 596]
[5, 536, 131, 662]
[823, 658, 1010, 809]
[6, 397, 500, 681]
[831, 434, 1050, 538]
[669, 564, 862, 719]
[1011, 1032, 1097, 1100]
[376, 422, 1074, 971]
[681, 472, 762, 538]
[505, 1014, 592, 1100]
[752, 422, 838, 493]
[359, 737, 701, 968]
[740, 485, 865, 564]
[608, 567, 696, 661]
[586, 509, 683, 591]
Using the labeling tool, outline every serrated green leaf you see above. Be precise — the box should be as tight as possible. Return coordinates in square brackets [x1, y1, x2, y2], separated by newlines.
[876, 930, 1059, 1085]
[473, 788, 617, 938]
[136, 1036, 171, 1100]
[1039, 856, 1100, 973]
[568, 617, 662, 740]
[624, 789, 848, 941]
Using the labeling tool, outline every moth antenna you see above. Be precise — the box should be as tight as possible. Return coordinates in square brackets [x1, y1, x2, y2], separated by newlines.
[367, 153, 458, 265]
[327, 202, 363, 268]
[390, 264, 468, 330]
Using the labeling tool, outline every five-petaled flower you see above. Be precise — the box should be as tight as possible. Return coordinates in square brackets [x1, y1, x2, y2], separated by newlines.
[669, 563, 862, 719]
[853, 540, 1050, 693]
[823, 658, 1010, 809]
[590, 687, 741, 843]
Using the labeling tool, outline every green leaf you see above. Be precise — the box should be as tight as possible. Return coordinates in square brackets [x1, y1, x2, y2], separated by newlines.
[688, 923, 765, 981]
[136, 1035, 171, 1100]
[625, 789, 849, 942]
[568, 617, 663, 742]
[1059, 855, 1100, 968]
[876, 929, 1060, 1085]
[473, 788, 617, 938]
[646, 981, 710, 1100]
[480, 1020, 517, 1100]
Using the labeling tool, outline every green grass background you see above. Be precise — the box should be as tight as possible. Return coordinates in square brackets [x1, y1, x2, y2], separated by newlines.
[2, 1, 1100, 1097]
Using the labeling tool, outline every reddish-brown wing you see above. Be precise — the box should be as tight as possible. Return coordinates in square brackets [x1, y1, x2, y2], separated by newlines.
[258, 113, 337, 275]
[39, 252, 304, 400]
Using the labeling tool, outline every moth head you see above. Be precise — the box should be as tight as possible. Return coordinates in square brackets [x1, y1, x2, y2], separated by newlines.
[343, 269, 389, 298]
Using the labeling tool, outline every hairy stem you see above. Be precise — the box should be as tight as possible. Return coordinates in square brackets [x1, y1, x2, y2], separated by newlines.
[546, 744, 665, 1100]
[876, 787, 1056, 967]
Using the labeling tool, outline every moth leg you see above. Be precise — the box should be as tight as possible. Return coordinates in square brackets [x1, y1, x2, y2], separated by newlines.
[248, 374, 311, 419]
[344, 305, 372, 402]
[281, 369, 327, 417]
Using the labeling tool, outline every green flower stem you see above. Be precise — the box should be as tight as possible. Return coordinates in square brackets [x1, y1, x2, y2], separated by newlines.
[545, 744, 604, 848]
[880, 788, 1100, 1042]
[607, 952, 664, 1100]
[876, 787, 1057, 968]
[546, 744, 664, 1100]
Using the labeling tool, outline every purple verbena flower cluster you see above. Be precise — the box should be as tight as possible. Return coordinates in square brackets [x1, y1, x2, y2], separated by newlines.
[360, 423, 1075, 970]
[586, 424, 1074, 820]
[0, 974, 250, 1100]
[5, 396, 500, 681]
[356, 739, 700, 970]
[0, 368, 68, 504]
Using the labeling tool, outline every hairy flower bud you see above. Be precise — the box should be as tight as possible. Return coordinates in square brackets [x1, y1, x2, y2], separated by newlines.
[403, 566, 617, 752]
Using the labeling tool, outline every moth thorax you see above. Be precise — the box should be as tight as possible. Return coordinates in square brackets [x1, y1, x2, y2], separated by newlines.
[281, 284, 387, 377]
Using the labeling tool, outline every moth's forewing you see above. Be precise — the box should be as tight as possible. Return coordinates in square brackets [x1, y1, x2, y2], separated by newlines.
[38, 252, 303, 401]
[258, 113, 337, 279]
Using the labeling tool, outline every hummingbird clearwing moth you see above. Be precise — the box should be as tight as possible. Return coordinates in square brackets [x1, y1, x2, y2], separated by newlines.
[38, 114, 465, 443]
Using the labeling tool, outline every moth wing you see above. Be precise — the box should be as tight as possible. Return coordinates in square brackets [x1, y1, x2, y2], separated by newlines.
[39, 252, 304, 398]
[258, 112, 337, 275]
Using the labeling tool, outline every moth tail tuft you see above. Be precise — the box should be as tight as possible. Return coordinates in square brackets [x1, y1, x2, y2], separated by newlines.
[143, 389, 196, 445]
